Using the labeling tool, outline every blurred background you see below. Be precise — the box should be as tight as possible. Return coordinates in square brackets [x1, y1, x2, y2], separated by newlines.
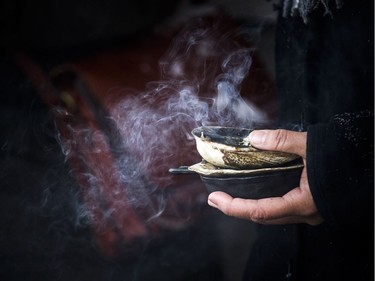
[0, 1, 279, 280]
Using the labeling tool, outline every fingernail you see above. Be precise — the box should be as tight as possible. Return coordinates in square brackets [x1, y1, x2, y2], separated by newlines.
[207, 195, 218, 208]
[249, 130, 266, 145]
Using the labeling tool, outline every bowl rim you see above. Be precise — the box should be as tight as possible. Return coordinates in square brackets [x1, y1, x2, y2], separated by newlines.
[188, 161, 304, 177]
[191, 126, 255, 149]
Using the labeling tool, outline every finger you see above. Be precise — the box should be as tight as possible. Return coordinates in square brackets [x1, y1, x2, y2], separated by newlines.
[207, 191, 297, 221]
[254, 214, 324, 225]
[207, 191, 256, 220]
[247, 129, 307, 157]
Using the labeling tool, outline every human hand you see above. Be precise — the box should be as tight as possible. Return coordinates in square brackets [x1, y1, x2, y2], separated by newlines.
[207, 129, 324, 225]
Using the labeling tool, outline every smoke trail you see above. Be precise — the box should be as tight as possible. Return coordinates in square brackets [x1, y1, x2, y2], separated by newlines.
[58, 20, 269, 247]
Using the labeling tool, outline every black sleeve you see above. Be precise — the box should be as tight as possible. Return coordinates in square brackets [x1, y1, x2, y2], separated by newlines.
[306, 110, 373, 227]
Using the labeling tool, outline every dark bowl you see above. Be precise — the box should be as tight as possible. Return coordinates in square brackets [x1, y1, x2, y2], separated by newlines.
[189, 161, 304, 199]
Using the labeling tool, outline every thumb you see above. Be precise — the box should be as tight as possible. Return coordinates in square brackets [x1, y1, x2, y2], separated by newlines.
[248, 129, 307, 157]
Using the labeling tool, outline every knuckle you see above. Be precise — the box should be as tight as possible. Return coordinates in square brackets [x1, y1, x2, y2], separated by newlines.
[248, 207, 268, 222]
[273, 129, 288, 151]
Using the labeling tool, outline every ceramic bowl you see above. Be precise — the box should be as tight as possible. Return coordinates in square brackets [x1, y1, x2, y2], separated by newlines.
[192, 126, 300, 169]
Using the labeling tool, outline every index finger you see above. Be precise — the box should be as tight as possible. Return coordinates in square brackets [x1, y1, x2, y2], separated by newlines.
[207, 191, 296, 222]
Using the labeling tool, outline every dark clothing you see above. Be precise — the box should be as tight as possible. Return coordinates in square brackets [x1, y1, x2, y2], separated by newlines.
[244, 0, 374, 280]
[277, 0, 373, 226]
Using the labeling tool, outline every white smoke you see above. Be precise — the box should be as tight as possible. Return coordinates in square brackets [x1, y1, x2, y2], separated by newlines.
[58, 20, 269, 236]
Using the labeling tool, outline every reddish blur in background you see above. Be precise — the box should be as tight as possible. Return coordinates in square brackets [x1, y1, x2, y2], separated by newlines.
[0, 1, 278, 280]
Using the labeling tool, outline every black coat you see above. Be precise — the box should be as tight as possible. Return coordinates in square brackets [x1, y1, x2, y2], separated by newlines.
[244, 0, 374, 280]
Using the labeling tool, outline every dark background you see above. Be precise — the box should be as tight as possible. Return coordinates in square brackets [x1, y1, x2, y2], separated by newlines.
[0, 1, 278, 280]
